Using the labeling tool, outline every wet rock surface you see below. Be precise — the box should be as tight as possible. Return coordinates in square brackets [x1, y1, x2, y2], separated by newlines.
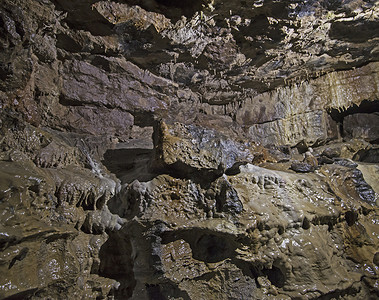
[153, 120, 256, 178]
[0, 0, 379, 299]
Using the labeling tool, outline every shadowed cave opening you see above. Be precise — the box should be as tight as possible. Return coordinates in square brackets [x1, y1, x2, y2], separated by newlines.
[329, 19, 379, 43]
[328, 100, 379, 123]
[194, 233, 232, 263]
[146, 283, 191, 300]
[354, 148, 379, 163]
[345, 210, 358, 226]
[262, 265, 285, 288]
[98, 232, 136, 299]
[250, 262, 286, 289]
[161, 230, 238, 263]
[328, 99, 379, 143]
[51, 0, 114, 36]
[101, 125, 156, 184]
[102, 148, 156, 184]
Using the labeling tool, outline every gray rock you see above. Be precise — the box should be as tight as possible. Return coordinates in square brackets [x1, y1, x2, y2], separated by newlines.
[290, 161, 315, 173]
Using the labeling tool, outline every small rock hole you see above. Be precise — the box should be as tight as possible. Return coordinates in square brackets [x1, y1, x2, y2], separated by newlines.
[345, 210, 358, 226]
[302, 217, 310, 230]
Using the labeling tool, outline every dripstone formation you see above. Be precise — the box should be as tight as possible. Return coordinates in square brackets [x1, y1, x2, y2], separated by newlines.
[0, 0, 378, 299]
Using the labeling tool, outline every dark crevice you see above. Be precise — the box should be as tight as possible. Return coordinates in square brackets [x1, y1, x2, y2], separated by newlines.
[315, 284, 361, 300]
[146, 283, 191, 300]
[345, 210, 358, 226]
[81, 192, 96, 210]
[8, 247, 28, 269]
[302, 217, 311, 230]
[146, 285, 166, 300]
[90, 55, 113, 72]
[225, 162, 247, 175]
[353, 148, 379, 163]
[194, 234, 231, 263]
[59, 94, 84, 107]
[262, 265, 286, 288]
[56, 33, 83, 53]
[0, 62, 12, 81]
[329, 19, 378, 43]
[161, 229, 240, 263]
[50, 0, 114, 36]
[102, 148, 156, 184]
[98, 232, 136, 299]
[157, 160, 224, 187]
[2, 288, 39, 300]
[249, 261, 287, 289]
[96, 193, 107, 210]
[328, 100, 379, 123]
[328, 99, 379, 140]
[132, 110, 156, 127]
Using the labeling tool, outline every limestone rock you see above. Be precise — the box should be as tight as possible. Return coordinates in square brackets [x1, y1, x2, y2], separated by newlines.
[0, 114, 122, 299]
[101, 163, 379, 299]
[0, 0, 379, 299]
[153, 120, 255, 176]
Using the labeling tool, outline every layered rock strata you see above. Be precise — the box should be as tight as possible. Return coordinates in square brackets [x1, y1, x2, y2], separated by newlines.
[0, 0, 378, 299]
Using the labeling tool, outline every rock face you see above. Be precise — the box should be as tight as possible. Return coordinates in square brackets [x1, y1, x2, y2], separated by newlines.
[0, 0, 378, 299]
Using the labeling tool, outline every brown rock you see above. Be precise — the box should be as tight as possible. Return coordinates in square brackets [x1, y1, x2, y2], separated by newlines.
[1, 0, 379, 299]
[153, 120, 255, 176]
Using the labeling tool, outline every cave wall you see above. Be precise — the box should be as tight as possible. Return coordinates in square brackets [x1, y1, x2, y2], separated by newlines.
[0, 0, 379, 299]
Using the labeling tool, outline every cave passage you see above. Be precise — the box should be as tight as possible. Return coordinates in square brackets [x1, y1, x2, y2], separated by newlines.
[328, 99, 379, 123]
[328, 99, 379, 141]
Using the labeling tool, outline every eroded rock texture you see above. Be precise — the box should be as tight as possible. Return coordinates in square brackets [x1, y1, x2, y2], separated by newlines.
[0, 0, 378, 299]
